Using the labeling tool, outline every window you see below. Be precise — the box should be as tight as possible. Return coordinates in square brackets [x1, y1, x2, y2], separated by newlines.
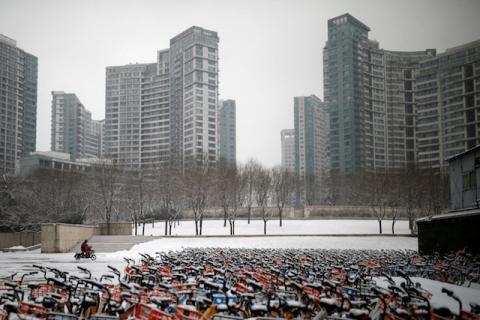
[463, 171, 476, 190]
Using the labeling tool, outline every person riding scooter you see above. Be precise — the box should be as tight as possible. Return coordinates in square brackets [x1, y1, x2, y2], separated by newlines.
[81, 239, 92, 257]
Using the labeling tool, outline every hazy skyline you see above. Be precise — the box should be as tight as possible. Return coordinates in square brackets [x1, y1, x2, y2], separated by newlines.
[1, 0, 479, 167]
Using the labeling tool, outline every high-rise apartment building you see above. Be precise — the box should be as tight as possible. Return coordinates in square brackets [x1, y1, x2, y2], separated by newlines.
[365, 41, 435, 169]
[416, 40, 480, 169]
[51, 91, 103, 160]
[324, 14, 435, 172]
[324, 14, 369, 173]
[169, 27, 219, 165]
[294, 95, 329, 205]
[218, 99, 236, 163]
[105, 26, 219, 169]
[105, 64, 149, 169]
[0, 34, 37, 174]
[280, 129, 295, 172]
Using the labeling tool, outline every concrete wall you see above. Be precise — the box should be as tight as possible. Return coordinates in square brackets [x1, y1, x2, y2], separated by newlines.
[0, 231, 41, 250]
[98, 223, 132, 235]
[417, 211, 480, 254]
[41, 223, 96, 253]
[41, 222, 132, 253]
[181, 205, 408, 220]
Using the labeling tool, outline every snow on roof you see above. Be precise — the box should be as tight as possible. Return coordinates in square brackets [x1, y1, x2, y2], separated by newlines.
[417, 208, 480, 222]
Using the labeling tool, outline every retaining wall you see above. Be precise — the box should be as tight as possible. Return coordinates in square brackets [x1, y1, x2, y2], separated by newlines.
[41, 222, 132, 253]
[181, 205, 409, 219]
[98, 223, 132, 235]
[0, 231, 41, 250]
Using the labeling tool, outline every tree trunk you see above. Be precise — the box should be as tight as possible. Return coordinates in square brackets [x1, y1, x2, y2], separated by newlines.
[263, 219, 267, 235]
[169, 223, 172, 235]
[279, 208, 283, 227]
[247, 206, 251, 224]
[392, 217, 396, 235]
[223, 208, 227, 227]
[195, 219, 198, 236]
[378, 219, 382, 234]
[142, 219, 145, 235]
[199, 217, 203, 235]
[134, 217, 138, 235]
[164, 219, 168, 236]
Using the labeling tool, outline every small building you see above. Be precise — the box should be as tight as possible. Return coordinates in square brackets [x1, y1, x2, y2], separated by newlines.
[417, 145, 480, 254]
[447, 145, 480, 210]
[18, 151, 110, 176]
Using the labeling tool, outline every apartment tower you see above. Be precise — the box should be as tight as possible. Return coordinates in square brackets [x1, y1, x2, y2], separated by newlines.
[324, 14, 435, 172]
[51, 91, 103, 159]
[294, 95, 329, 205]
[281, 129, 295, 172]
[218, 99, 236, 163]
[416, 40, 480, 169]
[0, 34, 37, 174]
[105, 26, 219, 169]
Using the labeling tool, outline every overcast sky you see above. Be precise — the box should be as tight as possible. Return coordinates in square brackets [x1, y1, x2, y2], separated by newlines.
[1, 0, 480, 167]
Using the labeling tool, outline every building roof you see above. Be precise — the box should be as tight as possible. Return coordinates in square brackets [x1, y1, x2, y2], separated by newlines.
[417, 208, 480, 222]
[446, 144, 480, 162]
[328, 13, 370, 32]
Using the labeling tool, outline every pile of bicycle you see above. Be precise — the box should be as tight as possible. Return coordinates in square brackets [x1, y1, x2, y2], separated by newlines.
[1, 248, 479, 319]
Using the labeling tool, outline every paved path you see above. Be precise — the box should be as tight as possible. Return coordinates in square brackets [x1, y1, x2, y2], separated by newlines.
[70, 235, 162, 253]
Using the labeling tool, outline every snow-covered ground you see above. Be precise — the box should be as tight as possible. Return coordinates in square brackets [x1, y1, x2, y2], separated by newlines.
[109, 235, 417, 259]
[138, 219, 410, 236]
[0, 236, 417, 279]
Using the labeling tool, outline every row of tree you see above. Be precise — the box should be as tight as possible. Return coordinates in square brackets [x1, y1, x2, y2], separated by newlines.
[0, 159, 449, 235]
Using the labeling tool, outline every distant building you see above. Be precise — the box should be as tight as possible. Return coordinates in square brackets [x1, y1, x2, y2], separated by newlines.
[169, 27, 219, 166]
[105, 26, 219, 170]
[51, 91, 103, 160]
[218, 99, 236, 163]
[280, 129, 295, 172]
[365, 41, 434, 169]
[18, 151, 111, 176]
[323, 14, 369, 172]
[294, 95, 329, 205]
[416, 40, 480, 169]
[0, 34, 38, 174]
[324, 14, 435, 172]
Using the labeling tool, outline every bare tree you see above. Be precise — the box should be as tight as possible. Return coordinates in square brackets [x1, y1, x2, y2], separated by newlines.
[185, 158, 212, 236]
[226, 164, 247, 235]
[253, 165, 272, 235]
[125, 172, 155, 236]
[398, 166, 421, 234]
[216, 159, 235, 227]
[244, 159, 261, 224]
[271, 167, 294, 227]
[360, 171, 390, 234]
[90, 161, 123, 235]
[155, 162, 186, 236]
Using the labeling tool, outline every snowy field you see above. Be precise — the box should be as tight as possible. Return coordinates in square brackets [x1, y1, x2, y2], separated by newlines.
[0, 236, 417, 279]
[139, 219, 410, 236]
